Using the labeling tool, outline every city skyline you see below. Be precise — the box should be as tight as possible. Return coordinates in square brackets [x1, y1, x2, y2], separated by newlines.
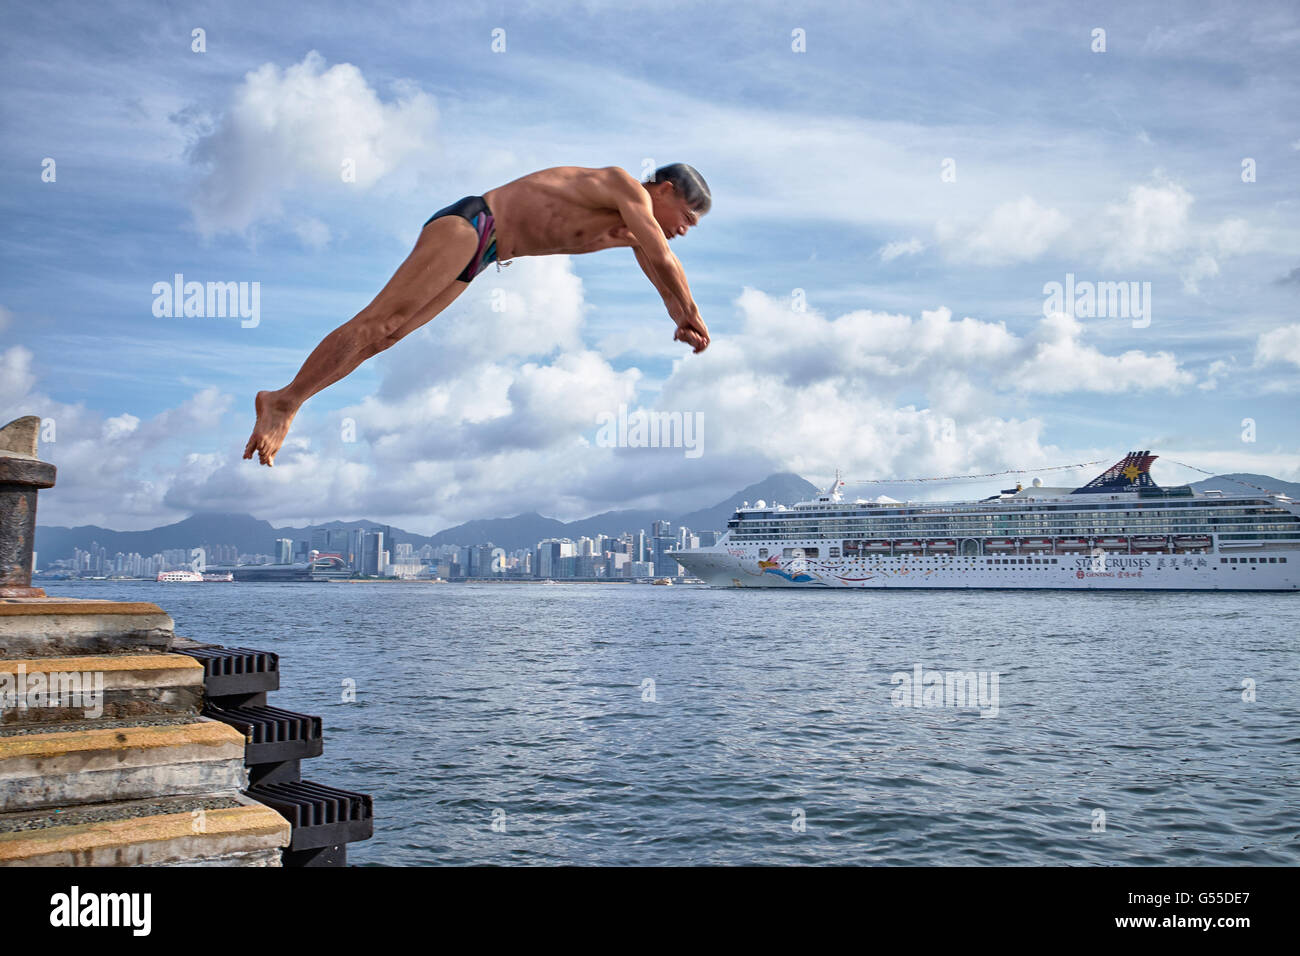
[50, 517, 715, 581]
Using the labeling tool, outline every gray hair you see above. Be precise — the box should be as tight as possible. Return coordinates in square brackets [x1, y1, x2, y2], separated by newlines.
[649, 163, 711, 215]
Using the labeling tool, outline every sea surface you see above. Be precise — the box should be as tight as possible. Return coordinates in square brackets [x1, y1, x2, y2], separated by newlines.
[48, 580, 1300, 865]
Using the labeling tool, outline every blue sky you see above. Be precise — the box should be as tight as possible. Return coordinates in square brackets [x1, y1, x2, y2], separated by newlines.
[2, 0, 1297, 531]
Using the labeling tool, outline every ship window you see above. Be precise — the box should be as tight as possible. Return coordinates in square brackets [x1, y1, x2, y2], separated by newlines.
[759, 548, 768, 559]
[1282, 557, 1288, 563]
[1220, 558, 1227, 563]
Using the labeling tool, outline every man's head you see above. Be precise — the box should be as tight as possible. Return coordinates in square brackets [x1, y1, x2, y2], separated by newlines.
[644, 163, 711, 239]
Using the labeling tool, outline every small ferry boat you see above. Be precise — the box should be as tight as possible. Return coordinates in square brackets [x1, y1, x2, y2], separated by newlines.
[157, 570, 202, 582]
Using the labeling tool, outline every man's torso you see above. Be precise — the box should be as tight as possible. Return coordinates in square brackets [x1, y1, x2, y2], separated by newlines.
[482, 166, 643, 260]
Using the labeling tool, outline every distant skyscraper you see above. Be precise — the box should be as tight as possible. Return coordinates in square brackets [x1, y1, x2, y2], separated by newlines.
[536, 539, 571, 577]
[349, 529, 365, 571]
[362, 532, 384, 575]
[275, 538, 293, 564]
[651, 521, 675, 577]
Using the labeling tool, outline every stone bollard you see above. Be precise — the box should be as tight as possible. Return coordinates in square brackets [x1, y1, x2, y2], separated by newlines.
[0, 416, 56, 599]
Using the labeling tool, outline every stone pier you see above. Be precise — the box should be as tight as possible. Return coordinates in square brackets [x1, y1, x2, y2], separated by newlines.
[0, 416, 295, 866]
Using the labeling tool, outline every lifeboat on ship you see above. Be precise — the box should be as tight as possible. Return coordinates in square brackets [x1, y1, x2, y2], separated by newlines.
[925, 539, 957, 552]
[893, 539, 923, 552]
[1096, 536, 1129, 550]
[864, 540, 892, 552]
[1056, 537, 1089, 552]
[1173, 535, 1211, 550]
[1022, 537, 1054, 552]
[1131, 536, 1170, 551]
[985, 538, 1016, 551]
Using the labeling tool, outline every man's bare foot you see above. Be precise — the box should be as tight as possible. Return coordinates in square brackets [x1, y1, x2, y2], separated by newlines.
[243, 390, 299, 467]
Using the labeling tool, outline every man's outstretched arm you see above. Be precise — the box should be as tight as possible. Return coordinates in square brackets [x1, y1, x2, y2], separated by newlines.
[609, 170, 710, 352]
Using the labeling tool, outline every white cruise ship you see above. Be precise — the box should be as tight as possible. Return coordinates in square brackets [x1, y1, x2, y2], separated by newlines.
[671, 452, 1299, 590]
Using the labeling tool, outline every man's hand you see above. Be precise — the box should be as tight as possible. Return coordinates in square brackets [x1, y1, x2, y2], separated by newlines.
[673, 312, 710, 353]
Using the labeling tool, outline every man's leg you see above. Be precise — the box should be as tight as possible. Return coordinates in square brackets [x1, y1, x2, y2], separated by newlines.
[243, 215, 480, 465]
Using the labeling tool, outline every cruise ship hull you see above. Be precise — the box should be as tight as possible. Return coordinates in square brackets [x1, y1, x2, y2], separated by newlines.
[673, 547, 1299, 591]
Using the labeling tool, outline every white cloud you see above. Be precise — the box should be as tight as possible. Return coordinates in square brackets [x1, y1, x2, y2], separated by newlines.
[1180, 254, 1220, 294]
[700, 289, 1189, 399]
[936, 196, 1070, 265]
[1011, 312, 1194, 393]
[0, 345, 37, 409]
[1198, 358, 1233, 391]
[1099, 178, 1193, 270]
[879, 238, 925, 262]
[188, 51, 438, 236]
[1255, 324, 1300, 368]
[1212, 217, 1249, 255]
[102, 413, 140, 441]
[293, 217, 332, 250]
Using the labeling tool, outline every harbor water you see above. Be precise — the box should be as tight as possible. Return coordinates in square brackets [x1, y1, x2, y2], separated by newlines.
[50, 580, 1300, 865]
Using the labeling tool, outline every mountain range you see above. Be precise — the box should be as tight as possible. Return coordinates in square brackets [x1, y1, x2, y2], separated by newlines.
[33, 471, 1298, 565]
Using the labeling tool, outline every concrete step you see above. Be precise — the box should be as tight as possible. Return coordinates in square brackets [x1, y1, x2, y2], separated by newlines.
[0, 598, 175, 658]
[1, 654, 204, 728]
[0, 791, 290, 866]
[0, 718, 247, 812]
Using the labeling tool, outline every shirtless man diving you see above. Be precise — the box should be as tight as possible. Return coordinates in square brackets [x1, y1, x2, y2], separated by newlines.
[243, 163, 712, 466]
